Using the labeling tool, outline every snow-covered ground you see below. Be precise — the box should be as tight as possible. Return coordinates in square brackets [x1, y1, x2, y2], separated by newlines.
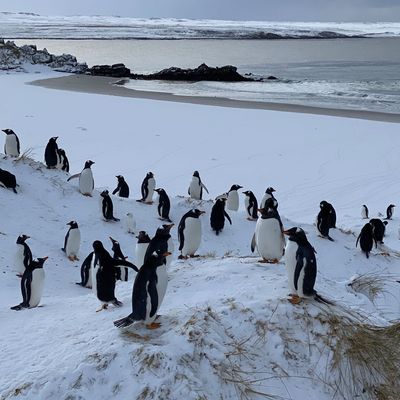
[1, 68, 400, 399]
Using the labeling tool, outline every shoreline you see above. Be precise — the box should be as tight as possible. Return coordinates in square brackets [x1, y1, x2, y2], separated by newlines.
[31, 74, 400, 123]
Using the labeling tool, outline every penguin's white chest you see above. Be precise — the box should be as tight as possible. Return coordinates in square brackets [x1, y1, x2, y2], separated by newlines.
[126, 215, 136, 234]
[79, 169, 94, 195]
[255, 218, 285, 261]
[136, 243, 149, 268]
[29, 269, 45, 308]
[361, 207, 368, 219]
[244, 197, 250, 213]
[5, 135, 19, 157]
[284, 240, 298, 295]
[156, 264, 168, 307]
[91, 260, 99, 296]
[14, 244, 26, 274]
[227, 191, 239, 211]
[189, 177, 202, 200]
[145, 178, 156, 202]
[182, 217, 202, 256]
[66, 228, 81, 257]
[166, 237, 174, 266]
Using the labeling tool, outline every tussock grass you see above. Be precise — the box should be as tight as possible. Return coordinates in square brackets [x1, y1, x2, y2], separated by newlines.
[348, 272, 395, 302]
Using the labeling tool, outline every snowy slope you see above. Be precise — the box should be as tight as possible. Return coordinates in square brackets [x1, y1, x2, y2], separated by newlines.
[1, 70, 400, 399]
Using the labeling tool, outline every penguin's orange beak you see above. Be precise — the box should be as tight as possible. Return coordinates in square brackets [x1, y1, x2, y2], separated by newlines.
[199, 211, 206, 215]
[162, 252, 172, 257]
[283, 230, 290, 236]
[43, 256, 49, 261]
[165, 224, 174, 230]
[109, 236, 116, 242]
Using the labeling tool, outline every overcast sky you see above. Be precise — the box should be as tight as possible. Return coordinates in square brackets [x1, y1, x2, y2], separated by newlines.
[1, 0, 400, 21]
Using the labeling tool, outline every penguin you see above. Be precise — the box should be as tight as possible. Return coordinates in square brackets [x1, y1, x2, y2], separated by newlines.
[137, 172, 155, 204]
[62, 221, 81, 261]
[56, 148, 70, 172]
[2, 129, 20, 157]
[144, 224, 174, 267]
[283, 227, 330, 305]
[67, 160, 95, 196]
[155, 188, 172, 222]
[92, 240, 138, 311]
[260, 187, 278, 209]
[317, 201, 334, 241]
[112, 175, 129, 198]
[126, 212, 136, 234]
[369, 218, 388, 244]
[101, 190, 120, 222]
[361, 205, 369, 219]
[11, 257, 48, 310]
[14, 234, 32, 277]
[320, 200, 336, 228]
[44, 137, 59, 168]
[135, 231, 151, 268]
[114, 249, 170, 330]
[110, 237, 129, 282]
[0, 168, 18, 193]
[243, 190, 258, 220]
[178, 209, 205, 259]
[386, 204, 395, 220]
[188, 171, 209, 200]
[356, 222, 376, 258]
[251, 198, 285, 263]
[76, 251, 95, 288]
[226, 184, 243, 211]
[210, 197, 232, 235]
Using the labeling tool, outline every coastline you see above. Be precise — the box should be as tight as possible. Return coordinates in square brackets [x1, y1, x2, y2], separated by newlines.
[31, 74, 400, 123]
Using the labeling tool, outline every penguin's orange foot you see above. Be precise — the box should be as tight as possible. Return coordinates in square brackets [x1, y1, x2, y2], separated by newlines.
[96, 304, 108, 312]
[145, 201, 154, 205]
[68, 255, 75, 261]
[289, 295, 302, 305]
[258, 259, 269, 263]
[268, 259, 280, 264]
[146, 322, 161, 330]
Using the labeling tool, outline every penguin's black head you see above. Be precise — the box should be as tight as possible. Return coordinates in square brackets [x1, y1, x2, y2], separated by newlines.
[230, 184, 243, 191]
[58, 148, 66, 155]
[215, 193, 228, 201]
[362, 204, 367, 208]
[136, 231, 151, 242]
[85, 160, 95, 168]
[92, 240, 105, 253]
[149, 249, 172, 266]
[155, 188, 165, 194]
[100, 190, 109, 197]
[50, 136, 58, 142]
[389, 204, 396, 209]
[320, 200, 329, 209]
[193, 171, 200, 178]
[162, 223, 174, 232]
[37, 256, 49, 266]
[266, 187, 276, 194]
[116, 175, 124, 181]
[283, 227, 307, 242]
[147, 172, 154, 178]
[2, 129, 13, 135]
[16, 234, 30, 244]
[109, 236, 119, 245]
[193, 209, 205, 217]
[242, 190, 252, 196]
[67, 220, 78, 228]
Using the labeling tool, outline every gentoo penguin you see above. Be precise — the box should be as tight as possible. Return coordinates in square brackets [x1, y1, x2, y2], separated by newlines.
[155, 188, 172, 222]
[135, 231, 151, 268]
[369, 218, 388, 245]
[114, 249, 170, 330]
[178, 209, 205, 259]
[210, 197, 232, 235]
[226, 184, 243, 211]
[188, 171, 209, 200]
[110, 237, 129, 282]
[144, 224, 174, 267]
[92, 240, 138, 311]
[0, 168, 18, 193]
[14, 234, 32, 277]
[260, 187, 278, 209]
[76, 251, 95, 288]
[137, 172, 155, 204]
[67, 160, 95, 196]
[361, 205, 369, 219]
[44, 137, 59, 168]
[317, 201, 334, 241]
[56, 148, 69, 172]
[112, 175, 129, 198]
[283, 227, 330, 305]
[386, 204, 395, 220]
[62, 221, 81, 261]
[243, 190, 258, 221]
[2, 129, 20, 157]
[101, 190, 120, 221]
[320, 200, 336, 228]
[126, 212, 136, 234]
[251, 198, 285, 263]
[11, 257, 48, 310]
[356, 222, 376, 258]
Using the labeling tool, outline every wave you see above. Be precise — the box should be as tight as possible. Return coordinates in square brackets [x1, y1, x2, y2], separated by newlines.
[1, 13, 400, 40]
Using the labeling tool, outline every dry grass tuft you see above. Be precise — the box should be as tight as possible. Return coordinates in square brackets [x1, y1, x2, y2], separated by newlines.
[348, 272, 395, 302]
[13, 148, 35, 163]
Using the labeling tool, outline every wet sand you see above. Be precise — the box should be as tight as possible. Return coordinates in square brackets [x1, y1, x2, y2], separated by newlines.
[31, 74, 400, 123]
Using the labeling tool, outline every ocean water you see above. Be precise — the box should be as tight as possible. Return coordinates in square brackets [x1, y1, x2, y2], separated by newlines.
[13, 37, 400, 114]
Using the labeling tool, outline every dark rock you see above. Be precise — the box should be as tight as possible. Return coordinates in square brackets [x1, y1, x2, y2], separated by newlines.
[89, 63, 131, 78]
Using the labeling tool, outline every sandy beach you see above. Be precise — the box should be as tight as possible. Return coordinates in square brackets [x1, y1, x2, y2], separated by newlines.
[31, 74, 400, 123]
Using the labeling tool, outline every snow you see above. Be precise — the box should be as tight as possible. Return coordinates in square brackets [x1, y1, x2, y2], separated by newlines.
[1, 69, 400, 399]
[1, 12, 400, 39]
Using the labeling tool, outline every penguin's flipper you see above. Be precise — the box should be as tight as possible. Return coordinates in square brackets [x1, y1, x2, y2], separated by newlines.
[67, 173, 80, 182]
[148, 279, 159, 319]
[21, 273, 32, 307]
[224, 211, 232, 225]
[293, 253, 305, 292]
[251, 233, 256, 253]
[201, 183, 209, 194]
[114, 259, 139, 273]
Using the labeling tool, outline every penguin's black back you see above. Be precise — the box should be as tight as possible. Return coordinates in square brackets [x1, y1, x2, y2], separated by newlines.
[369, 219, 386, 244]
[158, 190, 171, 219]
[45, 138, 58, 167]
[0, 168, 17, 192]
[294, 243, 317, 297]
[317, 207, 331, 236]
[356, 223, 374, 258]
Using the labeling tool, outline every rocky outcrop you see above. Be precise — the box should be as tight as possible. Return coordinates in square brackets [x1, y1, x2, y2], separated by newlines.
[89, 63, 131, 78]
[0, 39, 88, 73]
